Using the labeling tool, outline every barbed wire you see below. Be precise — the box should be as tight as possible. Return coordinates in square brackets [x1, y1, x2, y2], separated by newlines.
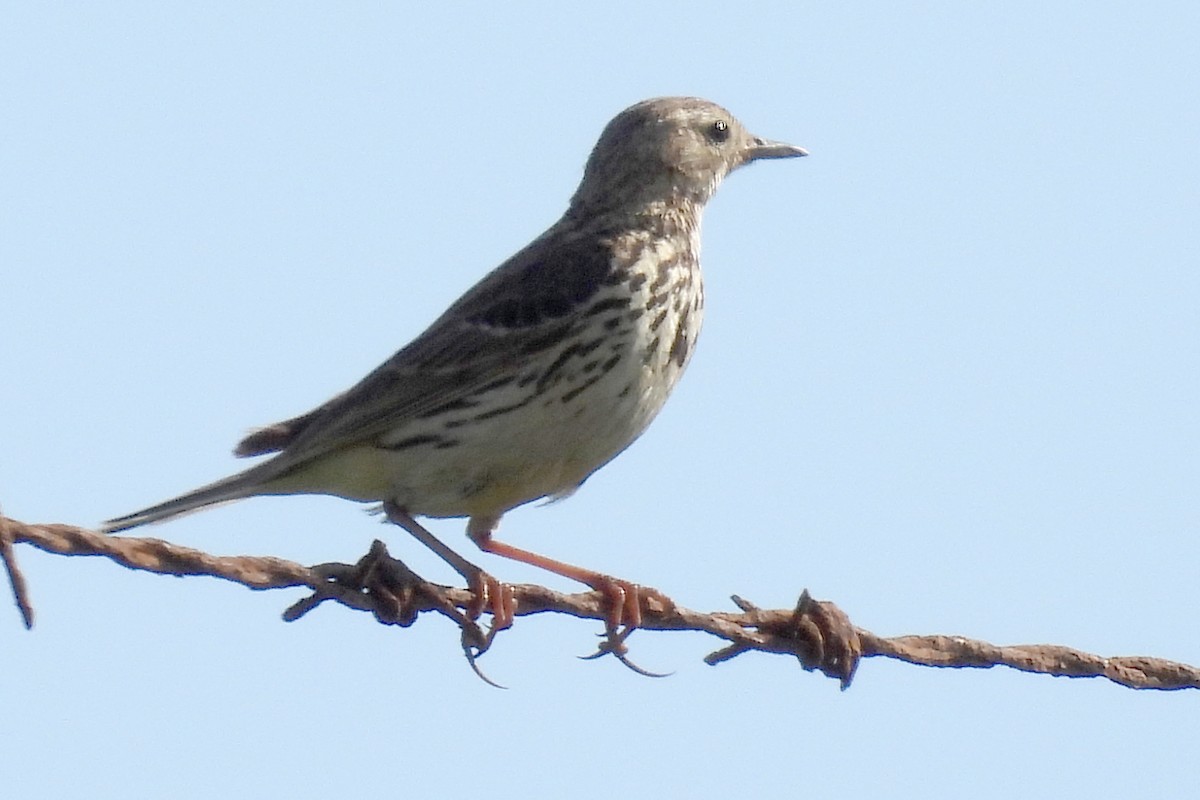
[2, 513, 1195, 691]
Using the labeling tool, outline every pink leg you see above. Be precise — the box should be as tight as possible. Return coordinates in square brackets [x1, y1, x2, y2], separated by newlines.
[466, 516, 660, 635]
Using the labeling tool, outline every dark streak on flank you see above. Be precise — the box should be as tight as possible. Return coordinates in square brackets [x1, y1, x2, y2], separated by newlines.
[475, 375, 516, 393]
[560, 352, 623, 404]
[472, 395, 536, 421]
[417, 398, 480, 419]
[560, 374, 604, 404]
[536, 337, 606, 393]
[584, 296, 633, 317]
[384, 434, 443, 451]
[648, 261, 672, 294]
[644, 291, 669, 310]
[669, 307, 691, 367]
[519, 324, 579, 356]
[642, 336, 660, 365]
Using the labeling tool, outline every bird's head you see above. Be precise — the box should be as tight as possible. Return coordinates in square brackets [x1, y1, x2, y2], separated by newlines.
[569, 97, 806, 214]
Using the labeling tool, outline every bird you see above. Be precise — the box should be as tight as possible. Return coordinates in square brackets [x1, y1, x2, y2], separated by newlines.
[104, 96, 806, 638]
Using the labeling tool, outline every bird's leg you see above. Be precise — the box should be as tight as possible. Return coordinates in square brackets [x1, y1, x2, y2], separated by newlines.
[383, 502, 516, 632]
[466, 517, 669, 642]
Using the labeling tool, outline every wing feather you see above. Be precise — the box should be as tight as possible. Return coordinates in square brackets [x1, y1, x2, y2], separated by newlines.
[238, 223, 618, 479]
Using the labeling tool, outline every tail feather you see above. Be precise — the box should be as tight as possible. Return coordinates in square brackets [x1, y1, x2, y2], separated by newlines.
[234, 405, 324, 457]
[102, 461, 276, 533]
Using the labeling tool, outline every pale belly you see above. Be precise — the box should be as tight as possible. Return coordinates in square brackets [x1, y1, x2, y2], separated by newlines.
[265, 354, 680, 520]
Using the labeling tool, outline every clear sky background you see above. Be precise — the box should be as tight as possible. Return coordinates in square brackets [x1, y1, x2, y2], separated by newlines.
[3, 3, 1197, 797]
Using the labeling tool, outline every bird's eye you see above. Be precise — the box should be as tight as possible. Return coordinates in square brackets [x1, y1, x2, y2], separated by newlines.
[709, 119, 730, 143]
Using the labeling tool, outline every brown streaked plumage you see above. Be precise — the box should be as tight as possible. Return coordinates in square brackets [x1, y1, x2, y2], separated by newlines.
[104, 97, 806, 638]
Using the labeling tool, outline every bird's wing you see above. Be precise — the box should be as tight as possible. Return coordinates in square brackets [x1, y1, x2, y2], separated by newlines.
[242, 223, 620, 473]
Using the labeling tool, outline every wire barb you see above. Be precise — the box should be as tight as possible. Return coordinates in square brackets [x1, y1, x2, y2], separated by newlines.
[0, 509, 34, 629]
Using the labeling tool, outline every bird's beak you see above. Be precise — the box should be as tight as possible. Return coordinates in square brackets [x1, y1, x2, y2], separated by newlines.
[745, 136, 808, 161]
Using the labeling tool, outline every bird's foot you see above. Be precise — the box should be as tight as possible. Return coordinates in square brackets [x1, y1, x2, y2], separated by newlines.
[462, 568, 518, 642]
[288, 539, 513, 687]
[462, 528, 674, 674]
[380, 503, 517, 650]
[578, 577, 674, 677]
[451, 572, 518, 688]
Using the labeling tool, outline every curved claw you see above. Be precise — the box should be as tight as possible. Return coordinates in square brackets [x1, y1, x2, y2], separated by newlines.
[579, 631, 672, 678]
[457, 580, 517, 689]
[463, 642, 509, 689]
[611, 649, 673, 679]
[572, 577, 676, 676]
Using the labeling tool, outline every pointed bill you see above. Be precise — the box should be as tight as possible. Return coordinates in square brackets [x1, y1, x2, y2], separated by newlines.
[746, 136, 808, 161]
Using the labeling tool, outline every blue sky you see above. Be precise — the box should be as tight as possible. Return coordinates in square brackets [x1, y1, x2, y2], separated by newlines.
[3, 3, 1197, 798]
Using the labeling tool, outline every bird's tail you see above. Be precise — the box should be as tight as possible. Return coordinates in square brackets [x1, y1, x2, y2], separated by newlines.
[102, 461, 278, 533]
